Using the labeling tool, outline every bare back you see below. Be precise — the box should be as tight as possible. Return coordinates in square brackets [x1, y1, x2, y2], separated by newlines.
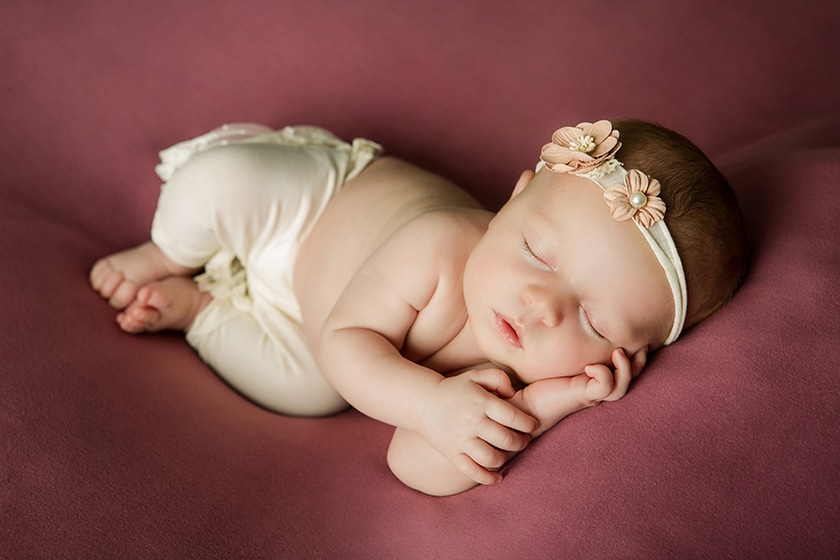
[294, 157, 487, 358]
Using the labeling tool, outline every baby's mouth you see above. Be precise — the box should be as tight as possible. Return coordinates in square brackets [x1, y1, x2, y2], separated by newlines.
[495, 313, 522, 348]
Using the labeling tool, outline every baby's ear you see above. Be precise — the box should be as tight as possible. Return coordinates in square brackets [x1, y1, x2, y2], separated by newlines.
[510, 169, 536, 199]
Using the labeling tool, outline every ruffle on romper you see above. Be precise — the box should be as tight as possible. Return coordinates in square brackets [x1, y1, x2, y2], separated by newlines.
[194, 254, 250, 310]
[155, 123, 382, 183]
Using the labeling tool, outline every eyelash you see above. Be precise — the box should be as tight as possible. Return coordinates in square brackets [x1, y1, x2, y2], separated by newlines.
[580, 307, 606, 341]
[521, 238, 553, 270]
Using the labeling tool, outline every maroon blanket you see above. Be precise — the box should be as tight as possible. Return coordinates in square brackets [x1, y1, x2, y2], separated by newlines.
[2, 1, 839, 558]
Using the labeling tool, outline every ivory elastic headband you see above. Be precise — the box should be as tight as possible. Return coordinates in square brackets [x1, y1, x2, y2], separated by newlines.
[538, 120, 687, 345]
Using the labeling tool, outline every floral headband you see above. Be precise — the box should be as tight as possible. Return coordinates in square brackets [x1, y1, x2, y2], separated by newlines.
[538, 120, 687, 345]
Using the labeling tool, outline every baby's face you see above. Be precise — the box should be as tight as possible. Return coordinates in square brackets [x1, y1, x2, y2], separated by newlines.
[463, 170, 673, 384]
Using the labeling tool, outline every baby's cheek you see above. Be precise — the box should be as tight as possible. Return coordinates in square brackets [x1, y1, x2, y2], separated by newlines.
[575, 346, 616, 375]
[521, 353, 586, 384]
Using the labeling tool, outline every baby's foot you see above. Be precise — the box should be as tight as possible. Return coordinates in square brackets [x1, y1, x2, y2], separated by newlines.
[117, 277, 212, 334]
[90, 241, 199, 309]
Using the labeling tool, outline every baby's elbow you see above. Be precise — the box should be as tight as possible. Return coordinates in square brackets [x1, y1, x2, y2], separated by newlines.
[386, 438, 477, 497]
[387, 450, 452, 496]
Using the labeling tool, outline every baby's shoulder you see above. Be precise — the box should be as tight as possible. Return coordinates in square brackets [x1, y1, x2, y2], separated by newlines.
[398, 207, 491, 252]
[365, 207, 490, 282]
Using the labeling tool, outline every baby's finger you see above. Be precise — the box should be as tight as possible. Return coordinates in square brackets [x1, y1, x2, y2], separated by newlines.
[583, 363, 613, 386]
[485, 396, 539, 434]
[449, 452, 503, 486]
[463, 436, 512, 470]
[603, 348, 632, 402]
[476, 417, 530, 453]
[469, 368, 516, 398]
[630, 347, 648, 378]
[582, 363, 614, 402]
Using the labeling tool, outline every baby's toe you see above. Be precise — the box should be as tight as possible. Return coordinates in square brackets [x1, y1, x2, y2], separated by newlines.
[117, 305, 149, 333]
[108, 280, 140, 310]
[116, 311, 139, 333]
[90, 261, 117, 293]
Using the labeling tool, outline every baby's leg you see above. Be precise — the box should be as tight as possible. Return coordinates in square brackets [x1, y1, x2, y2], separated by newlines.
[92, 143, 287, 310]
[117, 277, 212, 334]
[90, 242, 200, 309]
[152, 142, 348, 304]
[186, 298, 347, 417]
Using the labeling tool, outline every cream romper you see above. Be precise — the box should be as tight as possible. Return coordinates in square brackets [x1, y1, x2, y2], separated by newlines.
[150, 124, 382, 416]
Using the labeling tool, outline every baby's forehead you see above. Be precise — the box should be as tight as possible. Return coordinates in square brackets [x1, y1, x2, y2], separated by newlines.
[525, 171, 613, 223]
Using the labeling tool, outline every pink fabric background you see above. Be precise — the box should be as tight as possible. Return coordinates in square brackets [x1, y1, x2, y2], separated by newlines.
[1, 1, 838, 558]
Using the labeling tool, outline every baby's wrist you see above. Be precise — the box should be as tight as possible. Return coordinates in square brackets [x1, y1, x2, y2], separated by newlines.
[413, 376, 447, 436]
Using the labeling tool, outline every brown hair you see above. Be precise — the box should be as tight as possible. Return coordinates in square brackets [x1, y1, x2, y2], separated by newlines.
[612, 119, 748, 329]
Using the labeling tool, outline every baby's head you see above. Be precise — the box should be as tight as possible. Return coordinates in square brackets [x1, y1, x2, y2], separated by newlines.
[613, 121, 747, 328]
[604, 120, 747, 328]
[463, 119, 747, 384]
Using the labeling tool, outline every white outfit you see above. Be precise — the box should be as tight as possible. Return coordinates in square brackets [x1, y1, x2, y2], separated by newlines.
[150, 124, 382, 416]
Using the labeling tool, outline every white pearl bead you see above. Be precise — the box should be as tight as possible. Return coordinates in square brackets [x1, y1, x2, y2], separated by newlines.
[629, 192, 647, 208]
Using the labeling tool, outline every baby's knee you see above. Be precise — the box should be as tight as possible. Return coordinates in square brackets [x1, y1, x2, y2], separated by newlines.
[164, 145, 270, 205]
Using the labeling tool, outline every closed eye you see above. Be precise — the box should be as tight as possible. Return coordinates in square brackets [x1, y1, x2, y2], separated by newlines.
[579, 306, 606, 341]
[521, 237, 553, 270]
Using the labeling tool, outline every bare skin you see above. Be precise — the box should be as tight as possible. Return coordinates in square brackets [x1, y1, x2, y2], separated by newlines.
[90, 241, 200, 309]
[302, 159, 666, 493]
[117, 277, 211, 333]
[91, 153, 667, 496]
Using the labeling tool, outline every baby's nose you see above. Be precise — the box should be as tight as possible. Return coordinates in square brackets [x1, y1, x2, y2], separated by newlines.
[524, 284, 564, 328]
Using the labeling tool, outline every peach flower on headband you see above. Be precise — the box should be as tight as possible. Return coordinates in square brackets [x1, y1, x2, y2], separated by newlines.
[540, 120, 621, 174]
[603, 169, 666, 229]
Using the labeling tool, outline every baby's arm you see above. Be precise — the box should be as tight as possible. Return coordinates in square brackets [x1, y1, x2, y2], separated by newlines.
[511, 348, 646, 438]
[387, 348, 646, 496]
[318, 214, 538, 487]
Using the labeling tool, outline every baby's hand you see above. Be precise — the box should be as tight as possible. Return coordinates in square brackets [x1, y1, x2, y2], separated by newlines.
[581, 347, 646, 404]
[417, 369, 539, 486]
[513, 347, 647, 438]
